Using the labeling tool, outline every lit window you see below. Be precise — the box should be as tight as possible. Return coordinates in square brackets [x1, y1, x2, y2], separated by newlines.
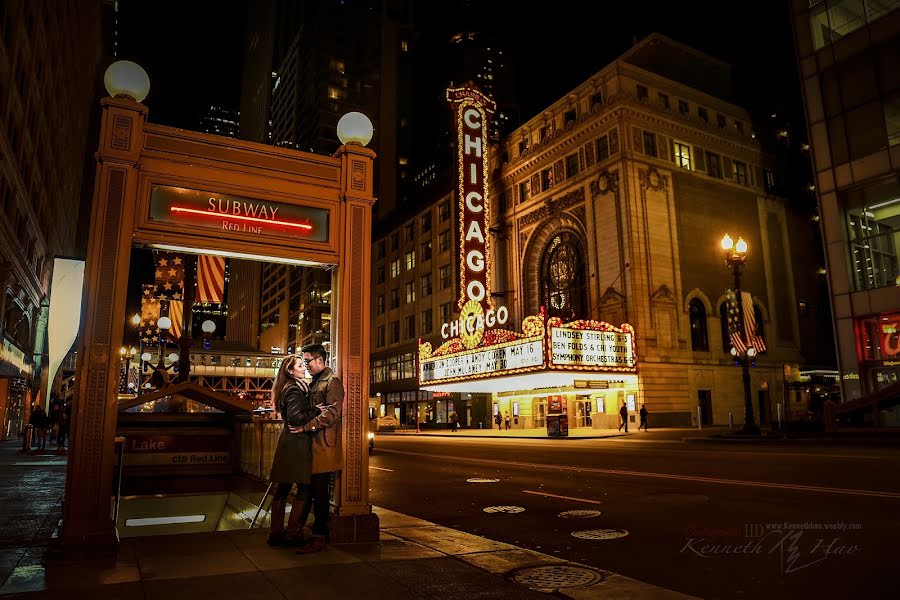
[327, 87, 341, 100]
[391, 259, 401, 278]
[405, 281, 416, 304]
[674, 142, 692, 170]
[405, 250, 416, 270]
[400, 40, 408, 52]
[440, 265, 451, 289]
[733, 161, 748, 185]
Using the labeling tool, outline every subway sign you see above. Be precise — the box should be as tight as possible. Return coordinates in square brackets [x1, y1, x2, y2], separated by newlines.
[149, 185, 329, 242]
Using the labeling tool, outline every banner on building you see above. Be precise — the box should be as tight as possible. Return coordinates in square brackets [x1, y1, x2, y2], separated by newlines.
[196, 254, 226, 303]
[46, 257, 85, 391]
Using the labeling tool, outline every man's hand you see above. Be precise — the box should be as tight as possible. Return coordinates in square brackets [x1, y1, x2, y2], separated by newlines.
[288, 425, 306, 434]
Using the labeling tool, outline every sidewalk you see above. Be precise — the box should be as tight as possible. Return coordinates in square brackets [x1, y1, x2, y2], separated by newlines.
[0, 440, 694, 599]
[382, 426, 632, 439]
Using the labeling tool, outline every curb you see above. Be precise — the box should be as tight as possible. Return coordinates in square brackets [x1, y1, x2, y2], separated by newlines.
[377, 432, 632, 440]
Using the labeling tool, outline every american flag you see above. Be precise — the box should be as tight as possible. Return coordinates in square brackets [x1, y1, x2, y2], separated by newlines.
[196, 255, 226, 303]
[153, 251, 184, 300]
[139, 285, 161, 344]
[161, 299, 183, 340]
[726, 289, 766, 355]
[127, 365, 139, 390]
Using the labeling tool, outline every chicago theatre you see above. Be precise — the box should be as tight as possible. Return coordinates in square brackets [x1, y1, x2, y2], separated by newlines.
[370, 34, 833, 429]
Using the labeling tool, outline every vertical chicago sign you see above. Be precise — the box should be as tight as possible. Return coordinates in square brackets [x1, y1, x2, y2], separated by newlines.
[446, 86, 502, 350]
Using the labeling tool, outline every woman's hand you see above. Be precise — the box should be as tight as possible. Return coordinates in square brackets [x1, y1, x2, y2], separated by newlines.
[288, 424, 312, 434]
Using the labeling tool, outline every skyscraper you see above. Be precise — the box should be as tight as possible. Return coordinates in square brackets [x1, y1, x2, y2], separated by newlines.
[0, 0, 103, 437]
[790, 3, 900, 407]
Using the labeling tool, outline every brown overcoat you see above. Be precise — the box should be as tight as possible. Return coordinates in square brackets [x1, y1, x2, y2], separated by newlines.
[305, 368, 344, 474]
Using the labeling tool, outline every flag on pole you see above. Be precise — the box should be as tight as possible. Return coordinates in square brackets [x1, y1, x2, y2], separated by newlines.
[139, 284, 161, 344]
[127, 365, 139, 390]
[742, 291, 767, 353]
[153, 251, 184, 300]
[162, 299, 184, 340]
[726, 289, 747, 354]
[196, 255, 226, 303]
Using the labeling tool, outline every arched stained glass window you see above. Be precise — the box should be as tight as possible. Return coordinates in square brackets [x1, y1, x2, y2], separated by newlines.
[540, 231, 586, 320]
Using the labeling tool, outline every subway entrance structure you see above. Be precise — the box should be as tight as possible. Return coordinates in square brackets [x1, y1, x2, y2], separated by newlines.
[63, 64, 378, 547]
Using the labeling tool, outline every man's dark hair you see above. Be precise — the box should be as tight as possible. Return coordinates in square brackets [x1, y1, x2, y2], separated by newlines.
[301, 343, 328, 362]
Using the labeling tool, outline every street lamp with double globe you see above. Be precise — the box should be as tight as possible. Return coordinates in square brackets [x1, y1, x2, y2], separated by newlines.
[721, 234, 759, 434]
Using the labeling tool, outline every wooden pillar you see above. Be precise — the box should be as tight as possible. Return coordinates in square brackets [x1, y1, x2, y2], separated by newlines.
[61, 97, 146, 549]
[331, 143, 379, 543]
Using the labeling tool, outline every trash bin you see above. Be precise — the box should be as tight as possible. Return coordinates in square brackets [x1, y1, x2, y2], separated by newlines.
[22, 424, 33, 452]
[546, 414, 569, 437]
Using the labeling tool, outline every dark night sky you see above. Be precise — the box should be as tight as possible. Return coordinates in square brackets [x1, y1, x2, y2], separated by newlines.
[117, 1, 805, 140]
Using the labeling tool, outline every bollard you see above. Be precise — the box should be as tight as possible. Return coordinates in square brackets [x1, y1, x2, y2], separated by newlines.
[777, 403, 783, 432]
[728, 412, 733, 429]
[697, 406, 702, 430]
[21, 424, 33, 452]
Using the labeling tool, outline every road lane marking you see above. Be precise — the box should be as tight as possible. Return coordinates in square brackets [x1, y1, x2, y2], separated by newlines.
[377, 448, 900, 499]
[370, 466, 394, 472]
[522, 490, 604, 505]
[380, 436, 896, 460]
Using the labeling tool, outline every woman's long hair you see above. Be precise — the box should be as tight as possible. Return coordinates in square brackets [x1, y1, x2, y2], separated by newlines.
[272, 354, 301, 409]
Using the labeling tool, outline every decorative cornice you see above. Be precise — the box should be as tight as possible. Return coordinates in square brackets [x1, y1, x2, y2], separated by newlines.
[518, 187, 585, 227]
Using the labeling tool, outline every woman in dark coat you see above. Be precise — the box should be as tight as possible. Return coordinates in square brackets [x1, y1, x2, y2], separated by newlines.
[268, 355, 319, 546]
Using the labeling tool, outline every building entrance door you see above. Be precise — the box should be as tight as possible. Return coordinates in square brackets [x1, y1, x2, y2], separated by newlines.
[534, 399, 546, 428]
[574, 399, 592, 428]
[757, 390, 770, 426]
[698, 390, 713, 425]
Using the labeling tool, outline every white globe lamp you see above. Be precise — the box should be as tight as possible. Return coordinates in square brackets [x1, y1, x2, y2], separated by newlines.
[104, 60, 150, 103]
[141, 352, 152, 362]
[201, 320, 216, 334]
[336, 112, 374, 147]
[167, 352, 179, 364]
[157, 316, 172, 330]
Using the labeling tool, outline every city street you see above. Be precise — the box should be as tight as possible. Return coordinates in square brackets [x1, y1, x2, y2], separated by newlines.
[369, 432, 899, 599]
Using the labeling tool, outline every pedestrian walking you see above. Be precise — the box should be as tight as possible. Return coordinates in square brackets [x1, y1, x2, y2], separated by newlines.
[267, 355, 319, 547]
[29, 404, 48, 449]
[504, 411, 511, 430]
[639, 404, 649, 431]
[618, 402, 629, 432]
[494, 412, 502, 431]
[288, 343, 344, 555]
[449, 412, 459, 432]
[57, 402, 71, 449]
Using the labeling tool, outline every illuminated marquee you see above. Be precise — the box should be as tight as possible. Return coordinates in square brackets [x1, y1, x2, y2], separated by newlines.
[149, 185, 329, 242]
[548, 318, 636, 372]
[418, 310, 638, 386]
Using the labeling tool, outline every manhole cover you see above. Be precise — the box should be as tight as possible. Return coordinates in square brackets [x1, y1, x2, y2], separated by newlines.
[509, 564, 604, 592]
[467, 478, 500, 483]
[559, 509, 602, 518]
[571, 528, 629, 540]
[483, 506, 525, 514]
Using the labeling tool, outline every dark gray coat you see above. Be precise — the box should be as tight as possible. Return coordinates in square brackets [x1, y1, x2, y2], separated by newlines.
[268, 382, 318, 484]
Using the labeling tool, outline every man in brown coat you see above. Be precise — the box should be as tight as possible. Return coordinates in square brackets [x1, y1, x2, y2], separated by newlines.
[289, 343, 343, 553]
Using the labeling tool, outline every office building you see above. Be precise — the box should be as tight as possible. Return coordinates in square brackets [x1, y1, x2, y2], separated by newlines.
[790, 2, 900, 413]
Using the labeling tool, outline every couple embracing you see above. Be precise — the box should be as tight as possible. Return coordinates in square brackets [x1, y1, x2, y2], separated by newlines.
[268, 343, 343, 554]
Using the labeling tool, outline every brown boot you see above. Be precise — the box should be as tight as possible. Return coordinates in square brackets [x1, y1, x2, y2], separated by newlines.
[295, 535, 326, 554]
[267, 498, 286, 546]
[283, 498, 305, 546]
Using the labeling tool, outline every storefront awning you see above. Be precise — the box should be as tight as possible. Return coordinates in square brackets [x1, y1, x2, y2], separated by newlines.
[421, 370, 639, 394]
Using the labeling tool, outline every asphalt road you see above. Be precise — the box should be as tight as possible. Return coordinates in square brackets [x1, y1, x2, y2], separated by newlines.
[368, 433, 900, 599]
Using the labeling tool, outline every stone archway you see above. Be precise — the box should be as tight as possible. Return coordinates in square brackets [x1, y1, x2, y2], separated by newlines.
[521, 213, 589, 318]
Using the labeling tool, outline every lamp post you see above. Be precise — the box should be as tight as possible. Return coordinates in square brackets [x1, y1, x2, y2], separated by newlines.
[721, 234, 759, 434]
[119, 346, 137, 393]
[157, 316, 172, 370]
[131, 313, 142, 396]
